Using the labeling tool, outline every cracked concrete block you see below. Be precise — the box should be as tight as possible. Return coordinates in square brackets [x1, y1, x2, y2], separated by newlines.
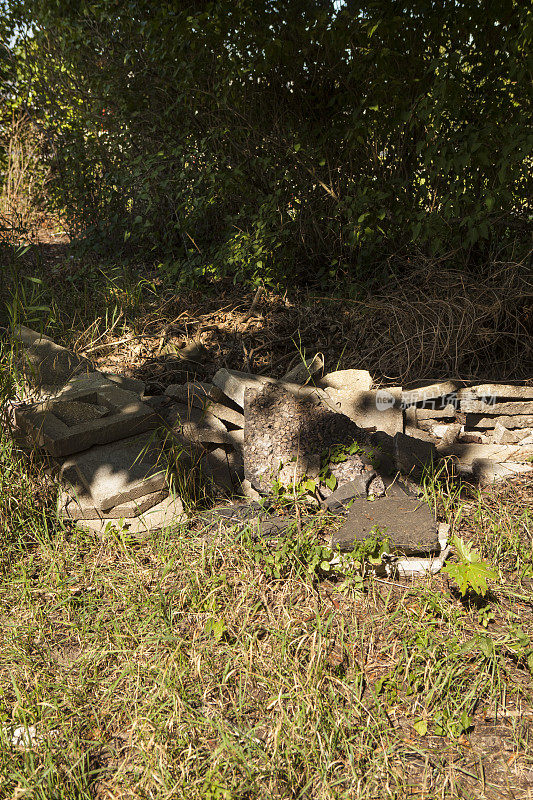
[244, 384, 368, 493]
[59, 433, 168, 510]
[15, 380, 157, 457]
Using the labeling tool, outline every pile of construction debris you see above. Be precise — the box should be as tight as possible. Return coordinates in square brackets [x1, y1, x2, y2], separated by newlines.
[6, 327, 533, 563]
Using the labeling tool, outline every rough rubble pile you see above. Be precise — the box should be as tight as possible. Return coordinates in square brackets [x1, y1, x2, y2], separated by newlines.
[7, 327, 533, 559]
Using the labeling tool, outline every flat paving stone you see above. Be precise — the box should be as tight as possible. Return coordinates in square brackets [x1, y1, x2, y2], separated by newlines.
[15, 379, 157, 457]
[332, 496, 439, 555]
[59, 433, 168, 511]
[393, 432, 437, 478]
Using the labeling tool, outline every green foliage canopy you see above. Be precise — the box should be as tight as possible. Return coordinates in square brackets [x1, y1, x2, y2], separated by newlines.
[5, 0, 533, 285]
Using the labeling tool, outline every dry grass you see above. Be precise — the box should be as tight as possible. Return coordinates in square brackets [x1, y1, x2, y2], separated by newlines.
[0, 440, 532, 798]
[0, 241, 532, 798]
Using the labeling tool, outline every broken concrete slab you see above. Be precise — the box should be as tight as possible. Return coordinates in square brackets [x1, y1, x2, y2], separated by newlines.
[244, 384, 369, 493]
[75, 493, 185, 535]
[165, 383, 244, 427]
[402, 381, 461, 406]
[199, 503, 317, 537]
[466, 414, 533, 430]
[472, 460, 532, 487]
[168, 403, 226, 432]
[15, 381, 157, 457]
[321, 476, 376, 511]
[319, 369, 373, 393]
[437, 442, 533, 464]
[59, 487, 168, 520]
[405, 404, 457, 425]
[458, 384, 533, 401]
[212, 368, 327, 409]
[59, 433, 168, 511]
[460, 399, 533, 414]
[99, 372, 145, 396]
[283, 354, 324, 384]
[13, 325, 93, 393]
[332, 496, 439, 555]
[491, 422, 524, 445]
[393, 432, 437, 478]
[323, 387, 403, 436]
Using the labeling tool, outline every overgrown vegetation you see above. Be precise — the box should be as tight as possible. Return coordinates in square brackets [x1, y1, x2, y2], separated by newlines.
[2, 1, 532, 286]
[0, 245, 531, 797]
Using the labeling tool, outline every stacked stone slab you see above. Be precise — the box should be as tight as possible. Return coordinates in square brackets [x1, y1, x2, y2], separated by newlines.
[11, 329, 185, 532]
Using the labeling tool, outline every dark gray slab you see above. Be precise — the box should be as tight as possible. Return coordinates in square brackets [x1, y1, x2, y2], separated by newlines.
[244, 384, 369, 493]
[59, 433, 168, 510]
[393, 432, 437, 478]
[332, 496, 439, 555]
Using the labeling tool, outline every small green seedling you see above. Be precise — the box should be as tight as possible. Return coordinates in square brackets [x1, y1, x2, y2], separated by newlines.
[443, 535, 498, 597]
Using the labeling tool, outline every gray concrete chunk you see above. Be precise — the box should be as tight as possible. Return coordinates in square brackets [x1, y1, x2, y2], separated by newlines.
[324, 388, 403, 436]
[332, 496, 439, 555]
[59, 487, 168, 520]
[59, 433, 168, 510]
[402, 382, 461, 406]
[75, 494, 185, 535]
[283, 354, 324, 384]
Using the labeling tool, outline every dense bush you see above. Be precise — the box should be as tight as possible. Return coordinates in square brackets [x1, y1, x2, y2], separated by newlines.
[5, 0, 533, 286]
